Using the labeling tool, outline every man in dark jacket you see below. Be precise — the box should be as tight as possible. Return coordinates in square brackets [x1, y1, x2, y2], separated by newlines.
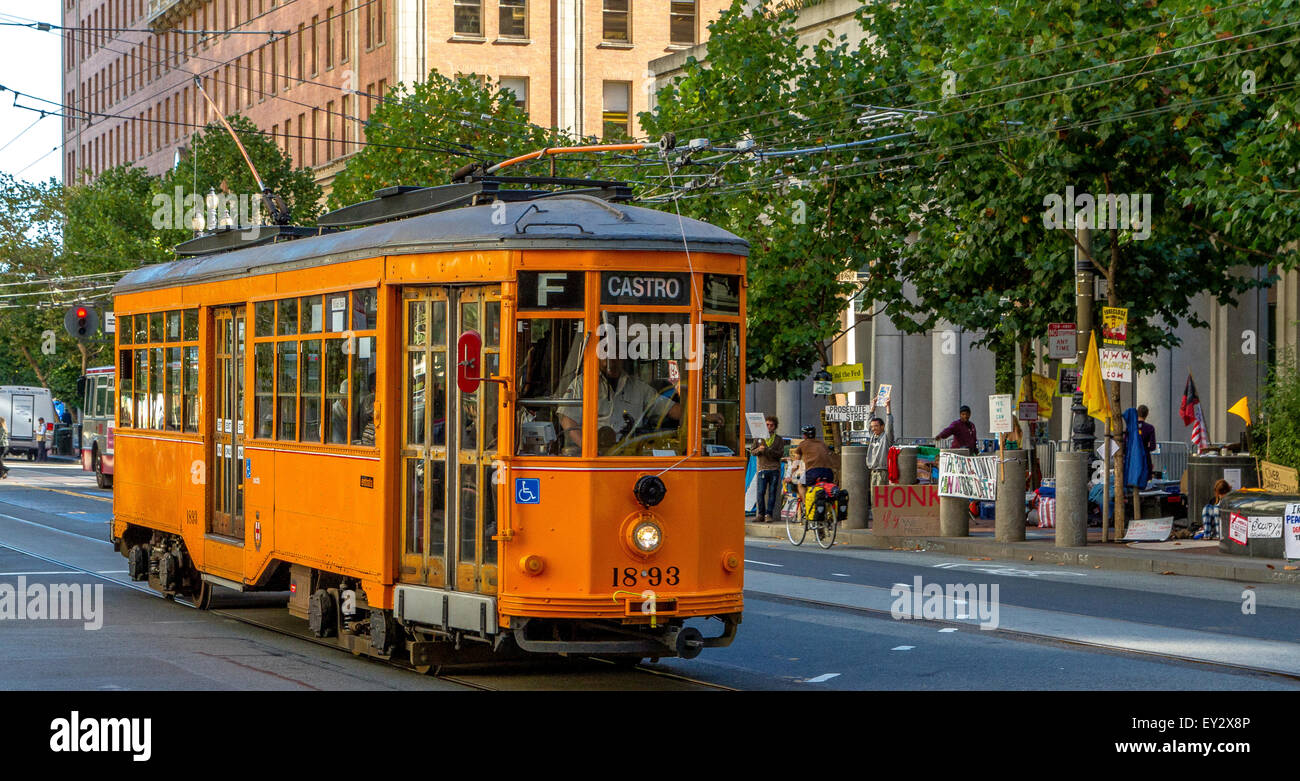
[936, 405, 978, 451]
[750, 416, 785, 522]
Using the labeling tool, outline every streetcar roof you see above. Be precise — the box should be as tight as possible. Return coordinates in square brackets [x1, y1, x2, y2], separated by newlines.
[112, 194, 749, 296]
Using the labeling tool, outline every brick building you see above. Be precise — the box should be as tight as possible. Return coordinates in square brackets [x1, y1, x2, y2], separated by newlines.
[61, 0, 729, 189]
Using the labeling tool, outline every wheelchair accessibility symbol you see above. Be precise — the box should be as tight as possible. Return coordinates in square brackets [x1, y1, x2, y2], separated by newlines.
[515, 478, 541, 504]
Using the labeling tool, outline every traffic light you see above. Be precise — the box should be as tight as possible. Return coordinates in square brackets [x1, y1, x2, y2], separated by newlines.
[63, 304, 99, 339]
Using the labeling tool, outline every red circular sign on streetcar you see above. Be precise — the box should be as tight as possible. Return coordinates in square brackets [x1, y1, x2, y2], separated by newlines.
[456, 330, 483, 394]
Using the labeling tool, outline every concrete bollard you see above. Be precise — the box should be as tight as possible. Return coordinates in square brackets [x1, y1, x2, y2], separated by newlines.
[840, 445, 869, 530]
[1055, 450, 1088, 547]
[939, 447, 970, 537]
[897, 447, 918, 485]
[995, 449, 1028, 542]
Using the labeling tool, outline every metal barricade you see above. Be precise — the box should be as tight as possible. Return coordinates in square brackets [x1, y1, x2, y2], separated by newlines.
[1152, 440, 1189, 482]
[1036, 441, 1059, 479]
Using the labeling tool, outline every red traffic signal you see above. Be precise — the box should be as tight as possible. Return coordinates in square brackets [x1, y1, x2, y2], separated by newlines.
[63, 304, 99, 339]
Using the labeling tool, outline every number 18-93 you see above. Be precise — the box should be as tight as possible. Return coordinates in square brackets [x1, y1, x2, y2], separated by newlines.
[613, 566, 679, 588]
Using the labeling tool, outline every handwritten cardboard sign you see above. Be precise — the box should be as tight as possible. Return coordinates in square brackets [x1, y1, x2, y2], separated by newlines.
[872, 484, 940, 536]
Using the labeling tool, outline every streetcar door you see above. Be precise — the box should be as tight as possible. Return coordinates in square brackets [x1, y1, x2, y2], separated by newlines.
[400, 289, 449, 587]
[211, 306, 245, 539]
[450, 286, 501, 596]
[398, 286, 500, 595]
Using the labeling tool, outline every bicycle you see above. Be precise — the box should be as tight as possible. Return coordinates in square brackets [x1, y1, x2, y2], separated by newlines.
[784, 478, 847, 549]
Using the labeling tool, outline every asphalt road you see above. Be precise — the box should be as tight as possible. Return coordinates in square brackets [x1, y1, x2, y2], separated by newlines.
[2, 460, 1298, 690]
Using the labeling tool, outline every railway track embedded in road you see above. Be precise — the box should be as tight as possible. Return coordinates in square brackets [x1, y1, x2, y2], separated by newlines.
[0, 535, 734, 692]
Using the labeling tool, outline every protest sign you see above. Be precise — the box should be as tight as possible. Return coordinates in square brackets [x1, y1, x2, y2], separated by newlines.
[938, 452, 997, 501]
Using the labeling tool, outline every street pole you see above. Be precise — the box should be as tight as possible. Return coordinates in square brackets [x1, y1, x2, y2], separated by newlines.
[1070, 220, 1099, 538]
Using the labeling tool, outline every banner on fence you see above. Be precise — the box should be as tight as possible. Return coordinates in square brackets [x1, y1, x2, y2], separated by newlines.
[938, 452, 998, 501]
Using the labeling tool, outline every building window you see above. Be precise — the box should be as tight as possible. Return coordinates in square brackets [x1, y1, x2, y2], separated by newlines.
[500, 76, 527, 115]
[602, 81, 630, 138]
[602, 0, 629, 43]
[670, 1, 696, 46]
[454, 0, 482, 36]
[341, 0, 351, 61]
[311, 15, 319, 75]
[376, 0, 386, 45]
[325, 7, 334, 68]
[499, 0, 526, 39]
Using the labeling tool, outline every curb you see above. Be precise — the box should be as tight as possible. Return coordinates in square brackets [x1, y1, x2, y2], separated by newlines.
[744, 521, 1300, 586]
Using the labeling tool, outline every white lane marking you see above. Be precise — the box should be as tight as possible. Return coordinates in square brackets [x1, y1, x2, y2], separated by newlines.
[0, 570, 75, 576]
[95, 570, 128, 574]
[955, 614, 971, 619]
[744, 559, 784, 567]
[939, 628, 959, 633]
[0, 512, 114, 546]
[831, 573, 850, 577]
[804, 673, 841, 683]
[933, 562, 1086, 578]
[891, 646, 915, 651]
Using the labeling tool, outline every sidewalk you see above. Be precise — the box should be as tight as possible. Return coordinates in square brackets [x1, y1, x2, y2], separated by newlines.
[745, 516, 1300, 585]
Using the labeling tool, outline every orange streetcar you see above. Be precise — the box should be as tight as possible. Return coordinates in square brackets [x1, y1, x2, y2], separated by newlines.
[111, 175, 747, 665]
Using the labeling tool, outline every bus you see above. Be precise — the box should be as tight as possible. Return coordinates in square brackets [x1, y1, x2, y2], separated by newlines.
[110, 174, 748, 665]
[79, 365, 115, 488]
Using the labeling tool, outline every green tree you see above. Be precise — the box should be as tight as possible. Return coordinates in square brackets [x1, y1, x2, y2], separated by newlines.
[328, 73, 580, 210]
[157, 114, 322, 231]
[640, 2, 914, 380]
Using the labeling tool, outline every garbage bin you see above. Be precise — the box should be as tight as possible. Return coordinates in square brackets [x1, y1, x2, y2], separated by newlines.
[1186, 454, 1258, 530]
[1216, 490, 1298, 558]
[54, 426, 73, 456]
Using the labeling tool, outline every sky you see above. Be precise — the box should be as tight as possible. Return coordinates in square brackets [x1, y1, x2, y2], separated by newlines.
[0, 4, 65, 185]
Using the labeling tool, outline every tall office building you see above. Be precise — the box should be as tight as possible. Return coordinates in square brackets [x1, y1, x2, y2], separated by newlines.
[61, 0, 728, 188]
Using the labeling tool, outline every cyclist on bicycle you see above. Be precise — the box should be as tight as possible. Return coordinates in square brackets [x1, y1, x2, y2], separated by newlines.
[792, 425, 835, 487]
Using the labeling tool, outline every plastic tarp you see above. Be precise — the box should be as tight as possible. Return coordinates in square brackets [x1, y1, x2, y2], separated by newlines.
[1123, 407, 1151, 489]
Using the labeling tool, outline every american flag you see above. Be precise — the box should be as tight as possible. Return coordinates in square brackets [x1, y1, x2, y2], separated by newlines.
[1180, 374, 1210, 450]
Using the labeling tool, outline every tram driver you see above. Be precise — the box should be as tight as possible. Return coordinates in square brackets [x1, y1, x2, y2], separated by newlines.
[557, 357, 681, 455]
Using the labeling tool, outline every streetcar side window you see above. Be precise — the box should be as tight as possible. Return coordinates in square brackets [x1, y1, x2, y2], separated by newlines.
[119, 350, 133, 428]
[254, 343, 274, 439]
[96, 377, 109, 419]
[702, 321, 741, 456]
[351, 336, 376, 446]
[183, 346, 199, 432]
[515, 318, 584, 456]
[255, 302, 274, 337]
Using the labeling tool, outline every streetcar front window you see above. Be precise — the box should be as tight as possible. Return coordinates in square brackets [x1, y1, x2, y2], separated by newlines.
[592, 312, 690, 457]
[515, 318, 584, 456]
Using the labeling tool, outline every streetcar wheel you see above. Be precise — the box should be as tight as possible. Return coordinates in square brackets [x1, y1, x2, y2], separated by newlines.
[191, 579, 213, 610]
[785, 512, 807, 546]
[816, 518, 837, 549]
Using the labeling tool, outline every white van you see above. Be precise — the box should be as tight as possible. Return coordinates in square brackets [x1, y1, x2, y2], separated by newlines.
[0, 386, 58, 460]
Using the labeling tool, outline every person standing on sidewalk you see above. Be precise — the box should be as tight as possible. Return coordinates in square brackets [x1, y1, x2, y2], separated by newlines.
[35, 417, 47, 462]
[865, 400, 895, 496]
[749, 415, 785, 523]
[936, 405, 978, 451]
[1136, 404, 1157, 476]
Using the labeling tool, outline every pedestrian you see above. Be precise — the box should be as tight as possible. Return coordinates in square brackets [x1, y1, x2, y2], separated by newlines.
[1136, 404, 1156, 477]
[793, 425, 836, 489]
[0, 417, 9, 478]
[36, 417, 47, 462]
[865, 400, 895, 495]
[784, 451, 806, 506]
[936, 405, 978, 452]
[1195, 479, 1232, 540]
[749, 415, 785, 523]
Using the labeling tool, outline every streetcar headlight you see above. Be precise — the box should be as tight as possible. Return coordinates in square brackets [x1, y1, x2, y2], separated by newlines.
[632, 520, 663, 553]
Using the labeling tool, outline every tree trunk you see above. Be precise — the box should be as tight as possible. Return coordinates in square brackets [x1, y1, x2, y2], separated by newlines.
[17, 344, 49, 387]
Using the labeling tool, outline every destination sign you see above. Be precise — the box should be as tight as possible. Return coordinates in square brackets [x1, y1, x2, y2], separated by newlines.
[600, 272, 691, 307]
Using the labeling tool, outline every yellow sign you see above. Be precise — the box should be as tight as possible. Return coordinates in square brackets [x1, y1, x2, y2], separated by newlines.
[1101, 307, 1128, 344]
[827, 363, 866, 393]
[1260, 461, 1298, 493]
[1017, 373, 1056, 420]
[828, 363, 864, 383]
